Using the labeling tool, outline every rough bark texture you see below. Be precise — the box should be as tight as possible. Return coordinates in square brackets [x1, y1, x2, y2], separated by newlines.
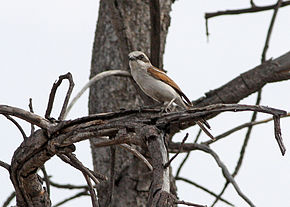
[88, 1, 172, 206]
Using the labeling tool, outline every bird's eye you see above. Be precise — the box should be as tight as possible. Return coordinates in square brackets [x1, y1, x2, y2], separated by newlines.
[138, 55, 144, 60]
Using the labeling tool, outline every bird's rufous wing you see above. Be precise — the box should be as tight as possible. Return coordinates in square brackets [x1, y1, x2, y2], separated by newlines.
[147, 66, 192, 106]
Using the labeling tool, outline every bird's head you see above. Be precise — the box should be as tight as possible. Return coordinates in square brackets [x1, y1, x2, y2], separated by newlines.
[128, 51, 151, 69]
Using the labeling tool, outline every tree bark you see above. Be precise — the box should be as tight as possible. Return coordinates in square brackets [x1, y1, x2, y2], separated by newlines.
[88, 1, 172, 206]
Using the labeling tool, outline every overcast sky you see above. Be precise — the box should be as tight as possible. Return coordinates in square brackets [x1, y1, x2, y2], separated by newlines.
[1, 0, 290, 206]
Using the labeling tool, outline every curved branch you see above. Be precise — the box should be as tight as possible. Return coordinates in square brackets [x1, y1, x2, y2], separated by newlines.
[0, 160, 10, 171]
[64, 70, 131, 118]
[0, 105, 51, 130]
[3, 115, 27, 139]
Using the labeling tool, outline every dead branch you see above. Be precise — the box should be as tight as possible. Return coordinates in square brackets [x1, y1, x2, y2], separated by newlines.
[175, 177, 234, 206]
[175, 200, 207, 207]
[49, 180, 88, 189]
[261, 0, 283, 62]
[45, 72, 74, 121]
[83, 173, 98, 207]
[0, 160, 10, 171]
[52, 190, 89, 207]
[195, 144, 255, 207]
[2, 191, 15, 207]
[205, 1, 290, 19]
[0, 80, 287, 207]
[164, 133, 188, 168]
[0, 105, 51, 130]
[142, 126, 173, 206]
[119, 144, 153, 171]
[3, 114, 27, 139]
[192, 51, 290, 109]
[203, 113, 290, 145]
[28, 98, 35, 135]
[57, 153, 101, 185]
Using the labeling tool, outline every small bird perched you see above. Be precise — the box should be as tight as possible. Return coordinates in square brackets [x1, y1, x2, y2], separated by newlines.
[128, 51, 214, 139]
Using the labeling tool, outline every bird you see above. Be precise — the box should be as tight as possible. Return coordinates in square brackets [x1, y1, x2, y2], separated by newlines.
[128, 51, 214, 140]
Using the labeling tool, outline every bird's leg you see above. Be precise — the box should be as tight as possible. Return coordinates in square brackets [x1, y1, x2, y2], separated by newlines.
[162, 98, 176, 113]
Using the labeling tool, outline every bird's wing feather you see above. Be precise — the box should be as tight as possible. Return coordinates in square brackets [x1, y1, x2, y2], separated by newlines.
[147, 66, 192, 106]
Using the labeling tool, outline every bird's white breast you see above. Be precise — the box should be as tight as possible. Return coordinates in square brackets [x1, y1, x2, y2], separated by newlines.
[129, 61, 179, 103]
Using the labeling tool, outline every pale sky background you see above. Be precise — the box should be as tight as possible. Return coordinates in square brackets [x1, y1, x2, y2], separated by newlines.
[1, 0, 290, 207]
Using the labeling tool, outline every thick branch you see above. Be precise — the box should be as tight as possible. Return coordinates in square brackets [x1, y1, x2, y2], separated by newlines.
[193, 51, 290, 108]
[141, 126, 174, 207]
[0, 105, 51, 130]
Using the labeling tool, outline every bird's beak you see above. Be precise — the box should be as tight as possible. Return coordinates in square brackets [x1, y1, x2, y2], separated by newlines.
[129, 56, 136, 61]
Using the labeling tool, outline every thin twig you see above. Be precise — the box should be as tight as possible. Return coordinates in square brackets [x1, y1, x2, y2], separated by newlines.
[28, 98, 35, 135]
[2, 191, 15, 207]
[3, 114, 27, 139]
[176, 177, 234, 206]
[64, 70, 131, 119]
[203, 112, 290, 145]
[205, 0, 290, 19]
[83, 173, 98, 207]
[261, 0, 283, 62]
[57, 153, 100, 186]
[164, 133, 189, 168]
[52, 190, 89, 207]
[212, 90, 262, 206]
[175, 130, 201, 178]
[119, 144, 153, 171]
[198, 144, 255, 207]
[175, 200, 207, 207]
[50, 180, 88, 189]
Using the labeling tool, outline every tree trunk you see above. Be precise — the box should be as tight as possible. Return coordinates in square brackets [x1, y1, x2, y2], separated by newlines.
[88, 0, 172, 206]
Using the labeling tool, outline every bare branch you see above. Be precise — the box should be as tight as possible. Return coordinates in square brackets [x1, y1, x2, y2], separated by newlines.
[211, 90, 262, 206]
[2, 191, 15, 207]
[45, 72, 74, 121]
[50, 180, 88, 189]
[52, 190, 89, 207]
[28, 98, 35, 135]
[197, 144, 255, 207]
[119, 144, 153, 171]
[3, 114, 27, 139]
[164, 133, 189, 168]
[58, 73, 74, 121]
[83, 173, 98, 207]
[192, 51, 290, 109]
[57, 153, 102, 185]
[205, 1, 290, 19]
[0, 160, 10, 171]
[176, 177, 234, 206]
[0, 105, 51, 130]
[64, 70, 131, 119]
[273, 115, 286, 155]
[261, 0, 283, 62]
[175, 200, 207, 207]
